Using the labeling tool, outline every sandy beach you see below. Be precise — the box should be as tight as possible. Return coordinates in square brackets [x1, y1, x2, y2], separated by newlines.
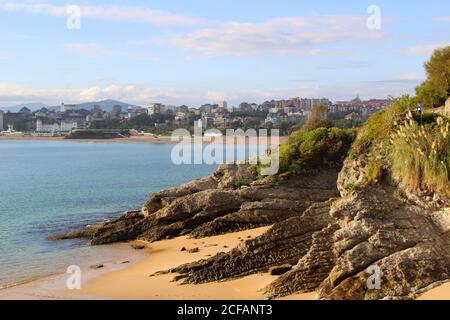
[417, 282, 450, 300]
[0, 227, 314, 300]
[0, 135, 288, 145]
[0, 224, 448, 300]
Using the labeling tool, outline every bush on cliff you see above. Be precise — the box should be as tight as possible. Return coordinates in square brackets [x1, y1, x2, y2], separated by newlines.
[349, 95, 410, 159]
[347, 94, 450, 196]
[275, 127, 357, 174]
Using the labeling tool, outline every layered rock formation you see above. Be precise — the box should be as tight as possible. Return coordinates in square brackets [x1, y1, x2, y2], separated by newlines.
[166, 158, 450, 300]
[71, 164, 341, 245]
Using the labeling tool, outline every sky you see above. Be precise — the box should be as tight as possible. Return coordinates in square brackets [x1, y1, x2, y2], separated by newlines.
[0, 0, 449, 108]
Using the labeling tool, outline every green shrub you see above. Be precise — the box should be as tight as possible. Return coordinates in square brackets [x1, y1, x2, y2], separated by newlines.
[278, 143, 297, 174]
[273, 127, 356, 175]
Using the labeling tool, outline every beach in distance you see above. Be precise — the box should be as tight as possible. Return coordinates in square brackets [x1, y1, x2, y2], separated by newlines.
[0, 135, 288, 145]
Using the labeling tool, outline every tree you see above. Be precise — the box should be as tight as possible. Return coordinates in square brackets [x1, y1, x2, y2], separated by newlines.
[416, 46, 450, 108]
[302, 104, 328, 131]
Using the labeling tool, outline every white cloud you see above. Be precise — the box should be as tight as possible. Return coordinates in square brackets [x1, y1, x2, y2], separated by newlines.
[395, 44, 449, 56]
[65, 43, 122, 58]
[0, 1, 204, 27]
[171, 16, 386, 58]
[0, 80, 418, 109]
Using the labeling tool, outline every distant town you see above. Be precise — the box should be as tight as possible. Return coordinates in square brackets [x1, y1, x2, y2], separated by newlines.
[0, 96, 390, 137]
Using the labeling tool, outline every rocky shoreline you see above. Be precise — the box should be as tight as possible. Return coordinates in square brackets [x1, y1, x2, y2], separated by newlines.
[52, 155, 450, 300]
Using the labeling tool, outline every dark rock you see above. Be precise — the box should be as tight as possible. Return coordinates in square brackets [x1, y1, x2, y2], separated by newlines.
[91, 211, 146, 245]
[188, 248, 200, 253]
[47, 223, 102, 240]
[131, 243, 146, 250]
[269, 265, 293, 276]
[90, 264, 104, 269]
[149, 270, 169, 277]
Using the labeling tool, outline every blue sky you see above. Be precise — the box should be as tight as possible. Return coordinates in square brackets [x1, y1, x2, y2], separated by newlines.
[0, 0, 449, 108]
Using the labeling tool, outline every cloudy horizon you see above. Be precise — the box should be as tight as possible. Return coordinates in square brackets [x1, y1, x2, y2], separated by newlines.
[1, 0, 449, 109]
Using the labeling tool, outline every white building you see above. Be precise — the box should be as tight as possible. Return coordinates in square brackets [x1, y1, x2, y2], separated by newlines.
[148, 103, 164, 115]
[36, 119, 77, 133]
[0, 124, 23, 136]
[60, 103, 79, 113]
[0, 110, 4, 131]
[218, 101, 228, 110]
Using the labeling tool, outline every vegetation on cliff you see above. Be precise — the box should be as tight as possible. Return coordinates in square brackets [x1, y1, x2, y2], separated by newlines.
[340, 46, 450, 199]
[277, 127, 356, 174]
[345, 95, 450, 198]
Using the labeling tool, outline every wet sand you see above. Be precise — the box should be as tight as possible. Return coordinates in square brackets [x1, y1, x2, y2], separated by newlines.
[0, 227, 315, 300]
[1, 223, 447, 300]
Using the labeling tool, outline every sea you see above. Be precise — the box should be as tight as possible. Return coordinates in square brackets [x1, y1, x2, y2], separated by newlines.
[0, 140, 260, 288]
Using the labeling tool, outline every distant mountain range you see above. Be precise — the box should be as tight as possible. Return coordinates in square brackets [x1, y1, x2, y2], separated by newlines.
[1, 103, 50, 113]
[1, 99, 143, 113]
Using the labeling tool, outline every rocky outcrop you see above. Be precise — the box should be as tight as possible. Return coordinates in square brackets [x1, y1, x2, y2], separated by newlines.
[54, 164, 341, 245]
[47, 223, 103, 240]
[165, 159, 450, 300]
[265, 184, 450, 300]
[170, 200, 335, 283]
[91, 211, 147, 245]
[141, 176, 219, 216]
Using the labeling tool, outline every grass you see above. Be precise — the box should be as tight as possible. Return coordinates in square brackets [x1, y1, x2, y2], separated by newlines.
[349, 95, 410, 159]
[346, 94, 450, 196]
[390, 111, 450, 195]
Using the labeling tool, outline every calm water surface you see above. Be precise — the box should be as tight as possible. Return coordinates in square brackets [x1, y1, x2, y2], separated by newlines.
[0, 140, 253, 287]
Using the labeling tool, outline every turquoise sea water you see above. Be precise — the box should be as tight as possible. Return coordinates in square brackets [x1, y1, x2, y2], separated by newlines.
[0, 140, 252, 288]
